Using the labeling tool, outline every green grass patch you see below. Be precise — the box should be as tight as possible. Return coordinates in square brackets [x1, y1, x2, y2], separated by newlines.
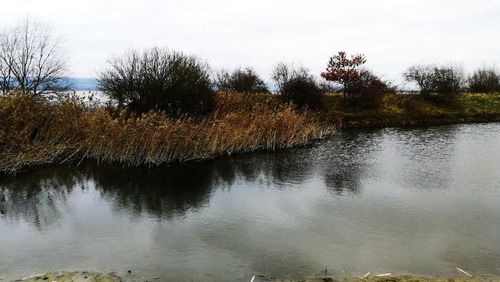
[321, 92, 500, 128]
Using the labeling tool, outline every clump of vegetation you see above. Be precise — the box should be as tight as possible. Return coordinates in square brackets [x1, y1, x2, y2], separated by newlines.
[2, 90, 499, 174]
[467, 68, 500, 93]
[0, 94, 86, 173]
[321, 92, 500, 129]
[404, 65, 465, 96]
[432, 66, 464, 95]
[213, 90, 281, 114]
[98, 47, 214, 116]
[271, 62, 310, 93]
[403, 65, 436, 96]
[0, 93, 329, 174]
[321, 51, 367, 100]
[272, 62, 323, 109]
[319, 52, 390, 110]
[214, 67, 268, 93]
[281, 76, 323, 110]
[87, 95, 327, 166]
[346, 70, 393, 110]
[404, 65, 464, 105]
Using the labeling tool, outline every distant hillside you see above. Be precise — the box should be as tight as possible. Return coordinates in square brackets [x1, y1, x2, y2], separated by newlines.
[64, 77, 99, 91]
[63, 78, 278, 92]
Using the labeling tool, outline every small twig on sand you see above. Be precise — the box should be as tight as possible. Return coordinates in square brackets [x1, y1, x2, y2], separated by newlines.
[21, 274, 44, 280]
[456, 267, 473, 277]
[361, 272, 371, 279]
[375, 273, 392, 277]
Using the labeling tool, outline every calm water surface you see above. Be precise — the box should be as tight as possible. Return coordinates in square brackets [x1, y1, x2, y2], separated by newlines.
[1, 123, 500, 281]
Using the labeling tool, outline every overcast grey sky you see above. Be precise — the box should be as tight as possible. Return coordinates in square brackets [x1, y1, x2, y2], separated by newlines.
[1, 0, 499, 84]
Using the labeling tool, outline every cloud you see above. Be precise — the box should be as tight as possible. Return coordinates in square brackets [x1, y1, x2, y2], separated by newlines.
[2, 0, 499, 84]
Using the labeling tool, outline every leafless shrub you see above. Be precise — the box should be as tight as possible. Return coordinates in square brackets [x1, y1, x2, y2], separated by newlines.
[432, 66, 464, 95]
[468, 68, 500, 93]
[0, 19, 67, 96]
[271, 62, 309, 94]
[404, 64, 464, 104]
[347, 70, 392, 110]
[99, 47, 214, 116]
[214, 67, 268, 93]
[403, 65, 435, 95]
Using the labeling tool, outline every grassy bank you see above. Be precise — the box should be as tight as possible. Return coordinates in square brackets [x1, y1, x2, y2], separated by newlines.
[1, 92, 499, 174]
[323, 93, 500, 128]
[0, 92, 329, 174]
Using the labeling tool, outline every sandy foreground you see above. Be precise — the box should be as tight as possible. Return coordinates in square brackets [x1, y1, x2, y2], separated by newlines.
[12, 271, 500, 282]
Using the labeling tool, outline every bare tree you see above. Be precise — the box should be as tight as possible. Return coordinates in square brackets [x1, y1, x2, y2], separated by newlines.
[212, 67, 268, 93]
[468, 68, 500, 93]
[0, 31, 15, 94]
[432, 66, 465, 95]
[403, 65, 435, 95]
[0, 19, 67, 96]
[404, 64, 464, 96]
[271, 62, 309, 94]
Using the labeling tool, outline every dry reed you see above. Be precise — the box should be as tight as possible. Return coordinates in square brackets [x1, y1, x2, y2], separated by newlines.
[0, 92, 331, 174]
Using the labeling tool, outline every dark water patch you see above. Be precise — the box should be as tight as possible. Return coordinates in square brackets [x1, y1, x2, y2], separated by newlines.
[1, 123, 499, 281]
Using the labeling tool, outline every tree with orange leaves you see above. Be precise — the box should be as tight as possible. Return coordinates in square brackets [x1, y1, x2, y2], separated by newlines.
[321, 51, 366, 100]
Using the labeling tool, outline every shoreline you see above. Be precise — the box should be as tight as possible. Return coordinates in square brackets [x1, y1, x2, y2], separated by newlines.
[3, 119, 500, 177]
[3, 119, 500, 178]
[1, 92, 499, 175]
[336, 114, 500, 129]
[322, 92, 500, 129]
[13, 271, 500, 282]
[2, 119, 499, 176]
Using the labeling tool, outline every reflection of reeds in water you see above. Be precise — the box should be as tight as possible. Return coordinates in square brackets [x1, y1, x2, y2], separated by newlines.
[0, 92, 330, 174]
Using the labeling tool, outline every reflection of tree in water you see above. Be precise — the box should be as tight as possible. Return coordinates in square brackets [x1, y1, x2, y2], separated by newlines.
[216, 147, 317, 188]
[0, 168, 84, 229]
[0, 163, 218, 225]
[0, 125, 467, 232]
[389, 125, 458, 191]
[322, 129, 383, 195]
[267, 148, 317, 186]
[94, 148, 318, 218]
[89, 163, 216, 218]
[320, 125, 459, 195]
[0, 149, 317, 229]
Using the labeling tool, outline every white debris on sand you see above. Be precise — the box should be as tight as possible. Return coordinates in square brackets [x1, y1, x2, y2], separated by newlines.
[18, 272, 121, 282]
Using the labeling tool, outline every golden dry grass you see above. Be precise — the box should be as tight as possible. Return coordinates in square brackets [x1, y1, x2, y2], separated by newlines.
[0, 92, 330, 174]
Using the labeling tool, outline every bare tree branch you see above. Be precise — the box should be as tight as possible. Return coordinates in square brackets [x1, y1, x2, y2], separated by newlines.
[0, 19, 67, 96]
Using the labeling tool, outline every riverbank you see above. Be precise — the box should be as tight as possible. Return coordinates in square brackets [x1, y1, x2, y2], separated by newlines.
[1, 92, 499, 174]
[322, 93, 500, 129]
[16, 271, 500, 282]
[0, 92, 329, 174]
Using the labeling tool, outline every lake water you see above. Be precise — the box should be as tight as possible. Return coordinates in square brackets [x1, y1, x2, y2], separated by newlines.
[1, 123, 499, 281]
